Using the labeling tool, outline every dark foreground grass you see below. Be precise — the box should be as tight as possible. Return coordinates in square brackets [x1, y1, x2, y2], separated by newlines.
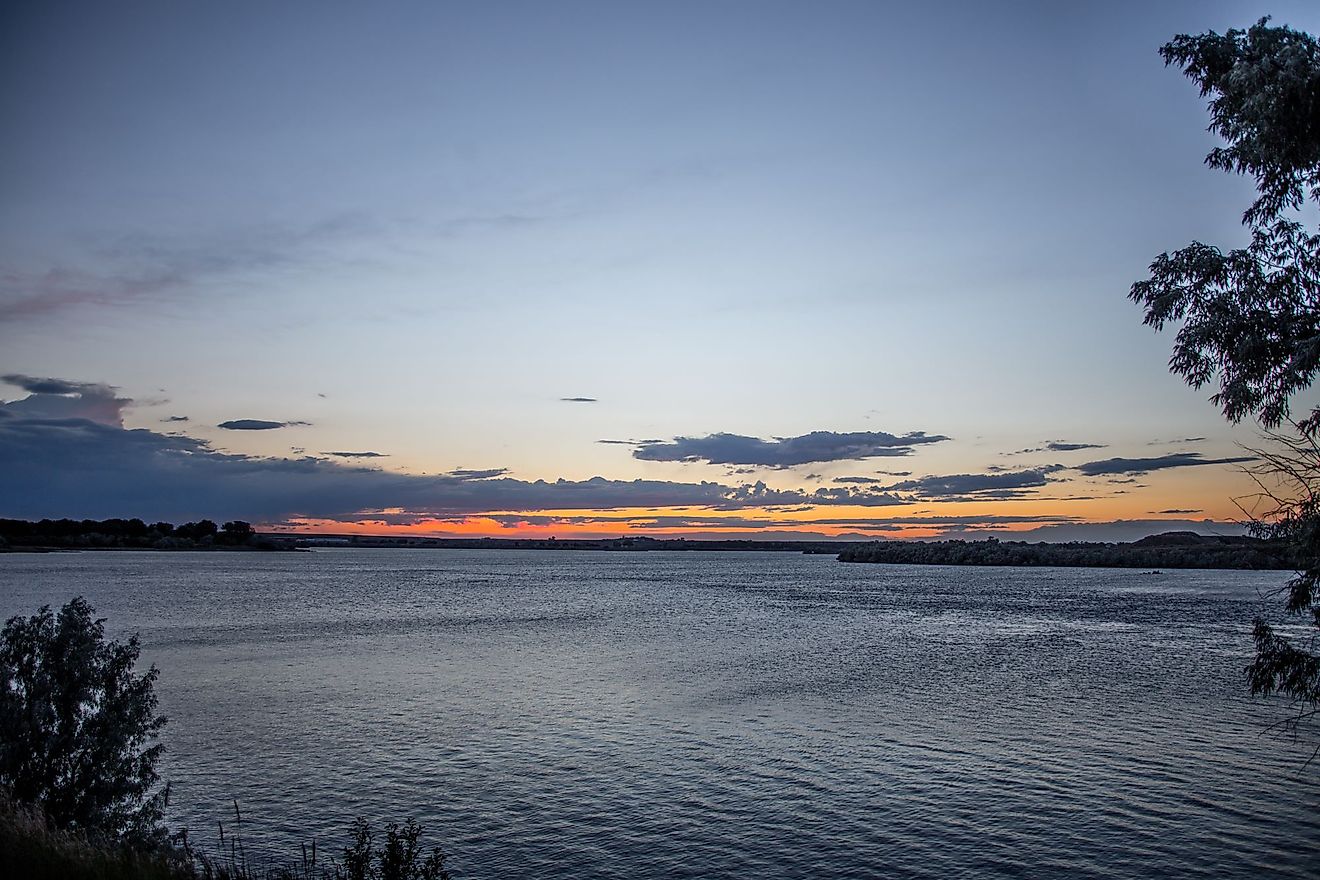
[1, 794, 185, 880]
[0, 794, 450, 880]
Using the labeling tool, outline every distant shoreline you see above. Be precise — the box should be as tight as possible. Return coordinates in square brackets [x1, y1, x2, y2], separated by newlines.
[837, 532, 1291, 571]
[0, 520, 1296, 571]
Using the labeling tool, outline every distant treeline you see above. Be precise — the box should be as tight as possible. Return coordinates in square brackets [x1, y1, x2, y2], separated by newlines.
[0, 518, 296, 551]
[837, 532, 1292, 570]
[304, 534, 855, 553]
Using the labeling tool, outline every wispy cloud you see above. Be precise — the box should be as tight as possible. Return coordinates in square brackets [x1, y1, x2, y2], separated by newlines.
[1147, 437, 1207, 446]
[1007, 440, 1106, 455]
[1, 215, 370, 321]
[560, 397, 597, 403]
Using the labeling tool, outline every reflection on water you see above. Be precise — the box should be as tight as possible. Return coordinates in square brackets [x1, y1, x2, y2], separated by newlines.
[1, 550, 1317, 878]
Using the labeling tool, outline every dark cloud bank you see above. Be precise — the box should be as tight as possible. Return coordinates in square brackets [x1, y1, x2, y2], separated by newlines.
[0, 388, 906, 522]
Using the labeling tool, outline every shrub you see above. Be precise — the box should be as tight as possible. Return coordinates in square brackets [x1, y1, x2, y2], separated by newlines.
[0, 597, 168, 844]
[339, 818, 451, 880]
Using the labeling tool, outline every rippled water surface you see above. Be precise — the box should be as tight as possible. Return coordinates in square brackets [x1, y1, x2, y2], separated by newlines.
[2, 550, 1318, 878]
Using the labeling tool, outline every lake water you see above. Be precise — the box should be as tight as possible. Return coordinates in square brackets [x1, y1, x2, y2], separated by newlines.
[2, 549, 1317, 878]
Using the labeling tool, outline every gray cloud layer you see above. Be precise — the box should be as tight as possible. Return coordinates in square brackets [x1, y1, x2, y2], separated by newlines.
[632, 430, 949, 467]
[886, 468, 1060, 501]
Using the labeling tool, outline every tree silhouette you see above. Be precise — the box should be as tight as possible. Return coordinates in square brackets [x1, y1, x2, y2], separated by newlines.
[1131, 17, 1320, 738]
[0, 598, 168, 843]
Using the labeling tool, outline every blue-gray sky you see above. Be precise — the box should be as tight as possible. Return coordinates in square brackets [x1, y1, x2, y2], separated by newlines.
[2, 1, 1314, 539]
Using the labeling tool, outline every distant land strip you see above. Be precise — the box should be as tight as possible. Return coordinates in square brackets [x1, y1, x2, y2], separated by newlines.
[836, 532, 1292, 570]
[0, 518, 1296, 570]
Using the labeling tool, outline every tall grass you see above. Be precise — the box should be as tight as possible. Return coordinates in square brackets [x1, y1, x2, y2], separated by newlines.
[1, 793, 450, 880]
[0, 792, 185, 880]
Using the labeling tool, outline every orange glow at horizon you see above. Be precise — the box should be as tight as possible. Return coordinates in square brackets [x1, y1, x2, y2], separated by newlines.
[259, 485, 1248, 541]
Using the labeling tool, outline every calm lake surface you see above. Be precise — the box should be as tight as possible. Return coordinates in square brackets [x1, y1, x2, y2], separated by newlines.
[2, 549, 1318, 878]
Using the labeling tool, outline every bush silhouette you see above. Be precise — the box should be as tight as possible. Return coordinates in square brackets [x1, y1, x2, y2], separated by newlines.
[340, 818, 451, 880]
[0, 597, 167, 844]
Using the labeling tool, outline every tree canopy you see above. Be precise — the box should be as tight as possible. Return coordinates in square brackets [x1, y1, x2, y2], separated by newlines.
[1132, 17, 1320, 739]
[1130, 17, 1320, 429]
[0, 597, 167, 843]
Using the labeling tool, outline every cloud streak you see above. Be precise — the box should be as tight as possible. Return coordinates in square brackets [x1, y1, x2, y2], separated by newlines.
[218, 419, 311, 431]
[1075, 453, 1255, 476]
[632, 430, 949, 467]
[1, 216, 374, 322]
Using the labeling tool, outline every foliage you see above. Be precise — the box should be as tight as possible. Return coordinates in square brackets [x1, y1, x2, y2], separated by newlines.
[0, 598, 168, 844]
[339, 818, 450, 880]
[2, 789, 454, 880]
[0, 517, 290, 551]
[1130, 17, 1320, 429]
[1242, 431, 1320, 729]
[1132, 17, 1320, 737]
[220, 521, 256, 544]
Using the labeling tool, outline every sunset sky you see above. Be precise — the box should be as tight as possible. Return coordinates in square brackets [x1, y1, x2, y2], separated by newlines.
[4, 0, 1317, 541]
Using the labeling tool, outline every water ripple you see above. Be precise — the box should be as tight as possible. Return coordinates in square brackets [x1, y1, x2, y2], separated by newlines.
[1, 550, 1316, 879]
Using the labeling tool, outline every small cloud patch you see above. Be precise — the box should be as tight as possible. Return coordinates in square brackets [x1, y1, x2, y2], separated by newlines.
[217, 419, 311, 431]
[446, 467, 509, 480]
